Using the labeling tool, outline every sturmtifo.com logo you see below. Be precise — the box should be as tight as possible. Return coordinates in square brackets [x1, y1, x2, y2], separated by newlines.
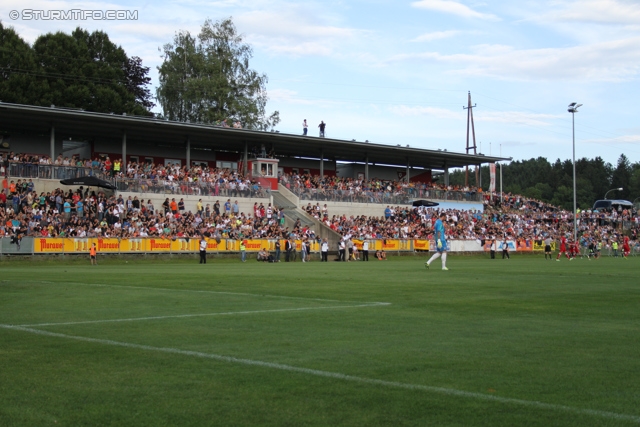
[9, 9, 138, 20]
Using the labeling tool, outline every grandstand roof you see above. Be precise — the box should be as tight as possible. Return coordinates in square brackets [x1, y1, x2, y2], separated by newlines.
[0, 102, 510, 170]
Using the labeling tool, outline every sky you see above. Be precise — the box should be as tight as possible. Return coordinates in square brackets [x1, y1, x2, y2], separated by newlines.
[2, 0, 640, 166]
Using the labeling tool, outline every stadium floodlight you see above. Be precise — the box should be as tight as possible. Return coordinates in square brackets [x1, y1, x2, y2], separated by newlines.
[568, 102, 581, 243]
[604, 187, 623, 200]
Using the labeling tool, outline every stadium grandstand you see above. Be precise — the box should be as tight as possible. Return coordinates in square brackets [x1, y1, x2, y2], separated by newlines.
[1, 102, 638, 257]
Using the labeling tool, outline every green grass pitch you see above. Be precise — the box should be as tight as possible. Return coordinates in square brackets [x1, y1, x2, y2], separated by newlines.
[1, 254, 639, 426]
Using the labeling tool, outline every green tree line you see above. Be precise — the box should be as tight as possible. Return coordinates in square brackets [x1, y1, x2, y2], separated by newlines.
[448, 154, 640, 210]
[0, 22, 154, 115]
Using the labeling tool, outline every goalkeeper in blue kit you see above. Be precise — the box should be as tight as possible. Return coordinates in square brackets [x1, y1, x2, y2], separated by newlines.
[425, 212, 449, 270]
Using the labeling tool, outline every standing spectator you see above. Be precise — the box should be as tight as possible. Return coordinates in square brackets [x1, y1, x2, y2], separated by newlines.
[199, 236, 208, 264]
[89, 243, 98, 265]
[302, 119, 308, 135]
[502, 238, 511, 259]
[362, 238, 369, 261]
[301, 238, 308, 262]
[240, 239, 247, 262]
[339, 238, 346, 261]
[285, 238, 292, 262]
[318, 121, 326, 137]
[275, 239, 281, 262]
[490, 238, 497, 259]
[321, 238, 329, 262]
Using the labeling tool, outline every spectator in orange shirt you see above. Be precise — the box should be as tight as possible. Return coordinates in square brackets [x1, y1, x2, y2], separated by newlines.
[90, 243, 98, 265]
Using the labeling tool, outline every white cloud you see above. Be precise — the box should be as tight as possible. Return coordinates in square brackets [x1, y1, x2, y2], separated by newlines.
[545, 0, 640, 26]
[476, 111, 561, 127]
[583, 134, 640, 144]
[411, 30, 460, 42]
[389, 105, 462, 119]
[388, 37, 640, 81]
[411, 0, 499, 21]
[236, 10, 360, 57]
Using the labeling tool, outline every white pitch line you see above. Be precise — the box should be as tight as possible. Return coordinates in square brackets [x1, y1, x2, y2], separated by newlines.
[34, 281, 389, 306]
[1, 324, 638, 424]
[17, 303, 388, 327]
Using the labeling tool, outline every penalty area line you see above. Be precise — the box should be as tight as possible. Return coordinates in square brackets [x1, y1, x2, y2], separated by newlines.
[1, 324, 639, 424]
[17, 303, 388, 327]
[35, 281, 390, 306]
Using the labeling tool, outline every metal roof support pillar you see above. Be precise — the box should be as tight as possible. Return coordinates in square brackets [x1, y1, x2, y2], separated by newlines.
[320, 149, 324, 178]
[243, 142, 248, 176]
[121, 130, 127, 171]
[365, 155, 369, 181]
[406, 159, 410, 183]
[50, 125, 55, 160]
[478, 164, 482, 188]
[186, 137, 191, 168]
[444, 164, 449, 186]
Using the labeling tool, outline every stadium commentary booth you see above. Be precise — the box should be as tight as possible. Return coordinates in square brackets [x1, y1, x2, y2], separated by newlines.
[247, 157, 279, 190]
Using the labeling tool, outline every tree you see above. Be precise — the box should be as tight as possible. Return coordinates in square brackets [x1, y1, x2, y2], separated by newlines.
[610, 154, 632, 200]
[0, 22, 47, 104]
[31, 28, 154, 115]
[0, 24, 153, 114]
[156, 17, 280, 130]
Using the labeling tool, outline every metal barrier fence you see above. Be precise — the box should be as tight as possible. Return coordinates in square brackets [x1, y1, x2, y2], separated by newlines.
[285, 186, 484, 204]
[7, 163, 109, 181]
[112, 178, 270, 198]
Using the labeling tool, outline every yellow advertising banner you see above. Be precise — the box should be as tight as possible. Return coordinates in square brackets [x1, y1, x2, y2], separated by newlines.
[206, 239, 226, 252]
[225, 239, 239, 252]
[243, 239, 269, 252]
[148, 238, 172, 252]
[414, 240, 430, 251]
[374, 239, 399, 250]
[34, 238, 65, 253]
[533, 240, 556, 252]
[171, 238, 194, 252]
[121, 238, 147, 252]
[68, 238, 90, 253]
[95, 238, 121, 253]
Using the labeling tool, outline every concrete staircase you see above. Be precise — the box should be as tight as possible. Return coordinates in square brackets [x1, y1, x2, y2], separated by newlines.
[273, 184, 342, 250]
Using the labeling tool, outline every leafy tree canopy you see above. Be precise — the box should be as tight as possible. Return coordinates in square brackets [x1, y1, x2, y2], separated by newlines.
[156, 17, 280, 131]
[448, 154, 638, 210]
[0, 22, 154, 115]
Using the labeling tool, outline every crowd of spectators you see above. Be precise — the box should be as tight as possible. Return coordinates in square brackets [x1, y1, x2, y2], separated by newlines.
[0, 180, 320, 245]
[280, 173, 483, 203]
[5, 151, 484, 204]
[2, 151, 639, 253]
[312, 195, 639, 250]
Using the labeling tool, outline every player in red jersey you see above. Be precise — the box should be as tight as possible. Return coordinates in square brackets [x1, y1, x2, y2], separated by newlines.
[570, 241, 580, 259]
[556, 236, 571, 261]
[622, 236, 631, 258]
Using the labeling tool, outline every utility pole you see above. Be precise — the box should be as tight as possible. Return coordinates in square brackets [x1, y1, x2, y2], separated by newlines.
[463, 91, 478, 187]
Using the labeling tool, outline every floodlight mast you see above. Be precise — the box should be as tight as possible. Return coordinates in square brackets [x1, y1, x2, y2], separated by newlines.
[604, 187, 623, 200]
[568, 103, 582, 243]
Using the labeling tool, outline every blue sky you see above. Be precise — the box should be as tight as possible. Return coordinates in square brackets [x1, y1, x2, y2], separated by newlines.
[3, 0, 640, 165]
